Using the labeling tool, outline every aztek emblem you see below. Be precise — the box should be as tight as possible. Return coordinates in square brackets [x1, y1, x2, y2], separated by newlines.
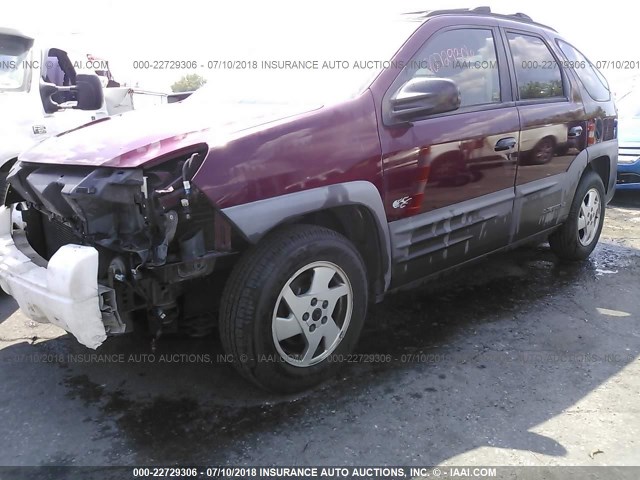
[392, 196, 412, 209]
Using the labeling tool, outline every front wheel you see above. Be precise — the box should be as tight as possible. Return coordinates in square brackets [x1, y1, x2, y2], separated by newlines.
[549, 170, 605, 261]
[219, 224, 368, 393]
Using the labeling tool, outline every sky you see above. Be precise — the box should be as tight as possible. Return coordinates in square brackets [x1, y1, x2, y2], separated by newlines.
[4, 0, 638, 96]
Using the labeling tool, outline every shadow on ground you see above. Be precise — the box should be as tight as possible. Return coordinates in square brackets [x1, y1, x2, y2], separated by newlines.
[0, 227, 639, 466]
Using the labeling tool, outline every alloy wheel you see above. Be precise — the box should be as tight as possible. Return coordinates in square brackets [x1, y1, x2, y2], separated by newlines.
[271, 261, 353, 367]
[577, 188, 601, 246]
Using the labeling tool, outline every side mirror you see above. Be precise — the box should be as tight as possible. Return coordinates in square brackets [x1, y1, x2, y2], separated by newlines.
[390, 77, 461, 122]
[39, 74, 104, 113]
[39, 80, 60, 114]
[75, 74, 104, 111]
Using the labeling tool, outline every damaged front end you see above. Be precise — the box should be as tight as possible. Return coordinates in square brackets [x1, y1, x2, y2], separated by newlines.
[2, 149, 238, 347]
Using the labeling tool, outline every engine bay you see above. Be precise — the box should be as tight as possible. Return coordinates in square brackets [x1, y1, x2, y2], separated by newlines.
[5, 152, 238, 338]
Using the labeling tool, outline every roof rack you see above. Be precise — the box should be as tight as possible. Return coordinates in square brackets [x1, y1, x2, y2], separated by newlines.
[403, 6, 556, 32]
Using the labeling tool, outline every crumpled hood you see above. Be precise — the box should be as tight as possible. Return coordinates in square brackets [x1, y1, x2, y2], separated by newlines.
[18, 100, 319, 168]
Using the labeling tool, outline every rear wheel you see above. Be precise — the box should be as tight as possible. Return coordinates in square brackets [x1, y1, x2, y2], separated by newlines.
[219, 224, 368, 393]
[549, 171, 605, 261]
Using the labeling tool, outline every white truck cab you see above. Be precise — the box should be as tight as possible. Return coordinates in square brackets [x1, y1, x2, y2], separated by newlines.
[0, 27, 159, 196]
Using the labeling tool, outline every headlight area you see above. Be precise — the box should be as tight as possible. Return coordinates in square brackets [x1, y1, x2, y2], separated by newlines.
[5, 152, 241, 339]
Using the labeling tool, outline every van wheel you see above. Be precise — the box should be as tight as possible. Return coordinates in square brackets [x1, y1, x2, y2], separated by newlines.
[549, 171, 605, 261]
[219, 224, 368, 393]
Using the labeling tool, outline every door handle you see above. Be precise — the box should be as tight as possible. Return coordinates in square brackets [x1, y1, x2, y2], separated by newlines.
[495, 137, 517, 151]
[568, 126, 583, 138]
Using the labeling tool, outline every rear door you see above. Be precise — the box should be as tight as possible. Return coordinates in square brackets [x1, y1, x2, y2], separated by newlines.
[375, 20, 520, 288]
[502, 28, 588, 241]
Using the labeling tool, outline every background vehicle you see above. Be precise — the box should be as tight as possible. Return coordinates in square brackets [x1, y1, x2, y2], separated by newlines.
[615, 92, 640, 189]
[0, 8, 617, 393]
[0, 27, 168, 198]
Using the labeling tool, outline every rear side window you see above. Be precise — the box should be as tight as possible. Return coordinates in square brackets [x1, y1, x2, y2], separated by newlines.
[556, 40, 610, 101]
[400, 28, 501, 108]
[507, 33, 563, 100]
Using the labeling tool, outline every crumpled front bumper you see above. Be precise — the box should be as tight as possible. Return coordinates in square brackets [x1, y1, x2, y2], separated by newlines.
[0, 206, 107, 349]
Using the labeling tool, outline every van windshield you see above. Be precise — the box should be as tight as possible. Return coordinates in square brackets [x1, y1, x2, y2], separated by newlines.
[0, 33, 34, 92]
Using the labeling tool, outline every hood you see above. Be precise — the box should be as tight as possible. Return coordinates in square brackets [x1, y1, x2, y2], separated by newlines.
[18, 100, 320, 168]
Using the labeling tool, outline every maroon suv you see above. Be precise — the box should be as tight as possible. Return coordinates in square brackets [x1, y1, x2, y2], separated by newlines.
[1, 7, 617, 392]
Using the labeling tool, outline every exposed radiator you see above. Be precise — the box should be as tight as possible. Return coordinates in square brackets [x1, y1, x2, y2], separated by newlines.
[41, 215, 83, 260]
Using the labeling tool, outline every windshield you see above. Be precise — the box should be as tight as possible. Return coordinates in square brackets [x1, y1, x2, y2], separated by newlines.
[185, 15, 422, 107]
[0, 33, 33, 92]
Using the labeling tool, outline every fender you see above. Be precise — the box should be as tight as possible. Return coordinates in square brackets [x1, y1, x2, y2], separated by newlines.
[553, 139, 618, 223]
[221, 181, 392, 290]
[586, 139, 618, 204]
[0, 152, 20, 171]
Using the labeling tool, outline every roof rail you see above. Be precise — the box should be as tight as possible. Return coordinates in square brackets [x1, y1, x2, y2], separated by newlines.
[510, 12, 534, 21]
[403, 6, 557, 32]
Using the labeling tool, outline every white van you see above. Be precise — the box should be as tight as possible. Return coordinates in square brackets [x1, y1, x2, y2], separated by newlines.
[0, 27, 165, 197]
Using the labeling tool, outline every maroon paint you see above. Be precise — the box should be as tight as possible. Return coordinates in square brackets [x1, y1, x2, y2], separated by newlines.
[17, 13, 615, 231]
[192, 93, 383, 209]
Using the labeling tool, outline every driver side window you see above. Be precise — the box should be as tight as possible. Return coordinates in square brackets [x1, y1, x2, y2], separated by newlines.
[42, 48, 76, 86]
[42, 48, 78, 105]
[402, 28, 501, 108]
[44, 56, 65, 86]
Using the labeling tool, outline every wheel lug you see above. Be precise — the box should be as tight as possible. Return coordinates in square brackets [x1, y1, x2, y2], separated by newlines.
[303, 312, 309, 321]
[321, 316, 327, 324]
[311, 298, 317, 306]
[322, 300, 329, 309]
[309, 324, 316, 332]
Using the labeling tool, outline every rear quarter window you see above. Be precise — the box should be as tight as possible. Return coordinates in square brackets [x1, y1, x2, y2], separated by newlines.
[556, 40, 610, 102]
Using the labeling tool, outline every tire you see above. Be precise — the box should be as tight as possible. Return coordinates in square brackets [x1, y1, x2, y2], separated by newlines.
[0, 171, 8, 204]
[1, 171, 9, 297]
[219, 224, 368, 393]
[549, 170, 605, 261]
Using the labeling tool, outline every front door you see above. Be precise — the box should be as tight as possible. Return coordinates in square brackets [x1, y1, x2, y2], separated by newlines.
[376, 23, 520, 288]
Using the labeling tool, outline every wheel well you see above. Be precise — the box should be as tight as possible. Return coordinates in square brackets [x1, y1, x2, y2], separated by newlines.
[586, 156, 611, 193]
[289, 205, 385, 299]
[0, 158, 17, 172]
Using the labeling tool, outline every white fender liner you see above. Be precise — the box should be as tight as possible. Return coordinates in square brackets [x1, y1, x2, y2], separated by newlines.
[0, 206, 106, 349]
